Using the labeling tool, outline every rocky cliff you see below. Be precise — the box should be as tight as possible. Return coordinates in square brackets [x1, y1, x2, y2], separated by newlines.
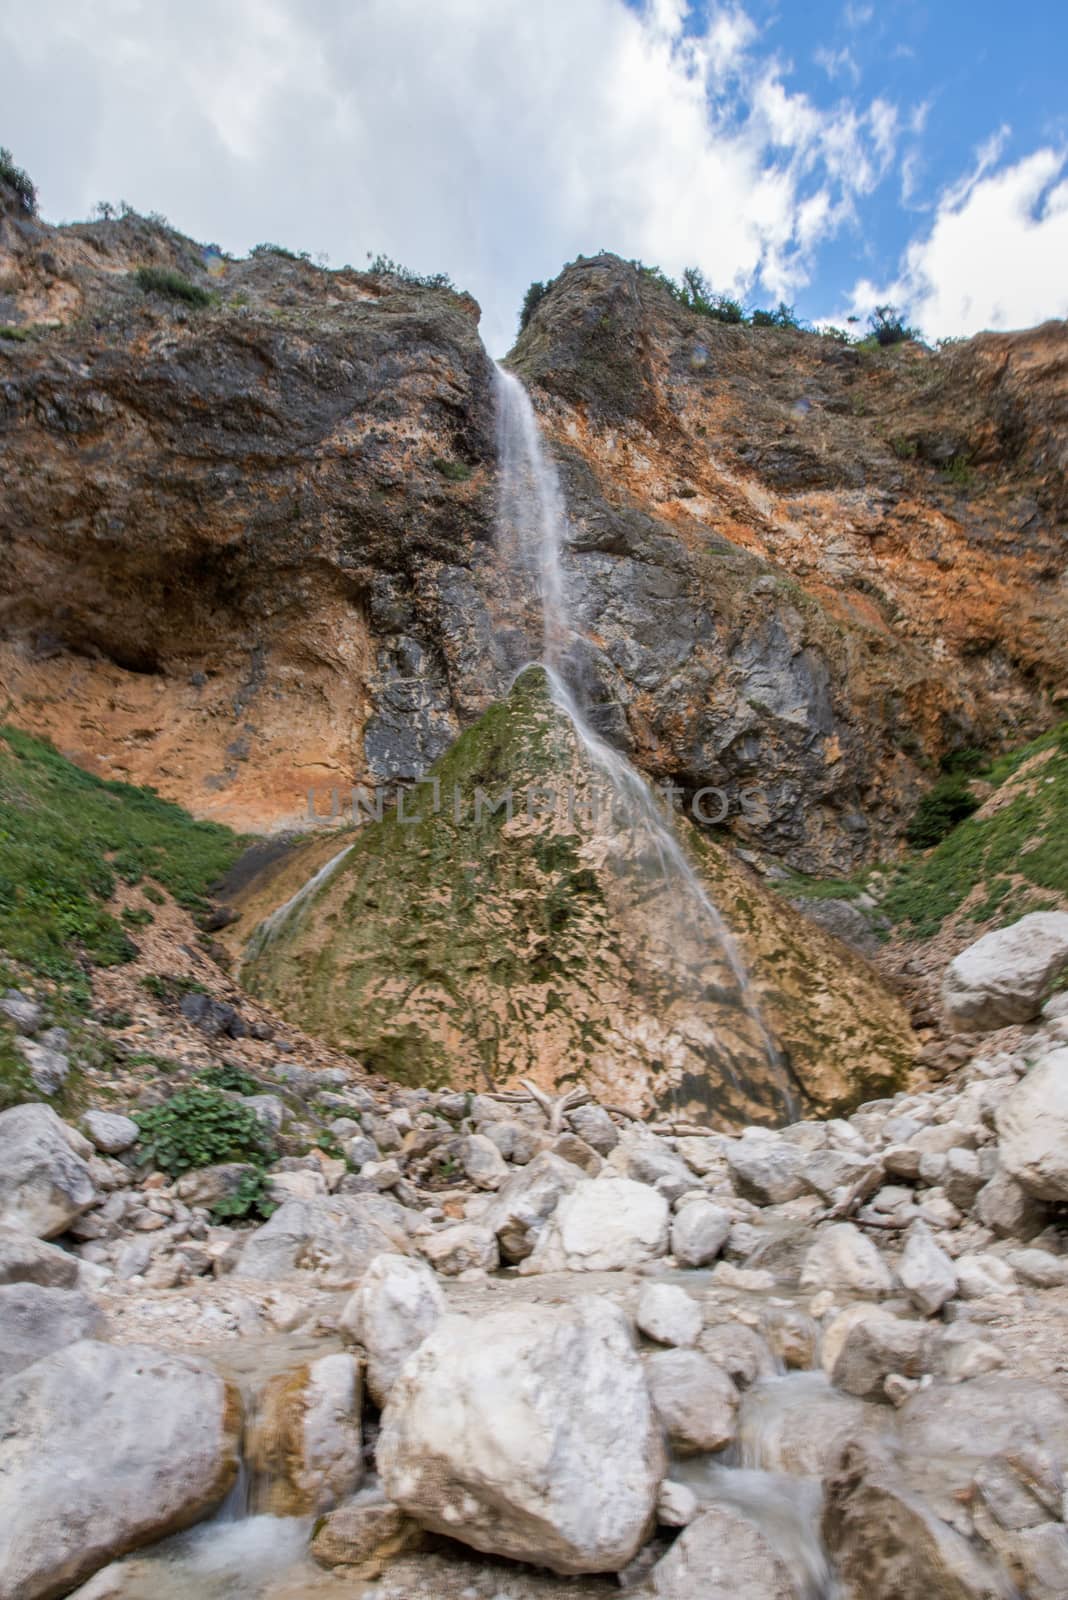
[3, 184, 1065, 877]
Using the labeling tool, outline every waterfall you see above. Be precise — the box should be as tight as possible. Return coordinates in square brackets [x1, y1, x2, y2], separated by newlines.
[492, 363, 793, 1115]
[241, 841, 354, 972]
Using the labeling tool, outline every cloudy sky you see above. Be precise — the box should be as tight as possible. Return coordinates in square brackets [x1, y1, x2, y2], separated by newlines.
[3, 0, 1066, 354]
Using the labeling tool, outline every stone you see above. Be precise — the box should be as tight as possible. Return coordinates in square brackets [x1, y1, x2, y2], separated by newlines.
[0, 1222, 79, 1288]
[246, 1352, 362, 1515]
[310, 1499, 422, 1573]
[81, 1111, 140, 1156]
[175, 1162, 259, 1207]
[0, 1103, 96, 1238]
[673, 1135, 727, 1177]
[460, 1134, 509, 1191]
[955, 1253, 1018, 1299]
[830, 1310, 931, 1400]
[178, 991, 246, 1038]
[996, 1049, 1068, 1201]
[1006, 1248, 1068, 1287]
[378, 1298, 663, 1575]
[610, 1133, 698, 1203]
[973, 1166, 1044, 1239]
[943, 1147, 984, 1211]
[656, 1480, 698, 1528]
[651, 1505, 798, 1598]
[799, 1222, 893, 1298]
[487, 1151, 583, 1263]
[824, 1439, 1013, 1600]
[898, 1220, 958, 1316]
[522, 1177, 669, 1274]
[645, 1348, 738, 1455]
[712, 1261, 777, 1291]
[935, 1328, 1007, 1384]
[550, 1132, 602, 1174]
[340, 1253, 446, 1406]
[737, 1372, 873, 1478]
[636, 1282, 701, 1347]
[483, 1120, 541, 1165]
[0, 1340, 240, 1600]
[565, 1103, 618, 1155]
[801, 1148, 882, 1207]
[0, 1283, 108, 1380]
[942, 913, 1068, 1031]
[244, 1093, 286, 1133]
[670, 1200, 731, 1267]
[726, 1132, 807, 1205]
[234, 1194, 408, 1287]
[698, 1321, 777, 1388]
[0, 992, 42, 1034]
[17, 1039, 71, 1096]
[420, 1222, 499, 1276]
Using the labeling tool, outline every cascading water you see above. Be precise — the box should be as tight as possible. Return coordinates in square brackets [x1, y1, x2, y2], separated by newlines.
[493, 363, 796, 1119]
[241, 842, 354, 971]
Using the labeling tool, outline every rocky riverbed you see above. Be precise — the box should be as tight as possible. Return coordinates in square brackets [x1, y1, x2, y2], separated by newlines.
[3, 913, 1068, 1599]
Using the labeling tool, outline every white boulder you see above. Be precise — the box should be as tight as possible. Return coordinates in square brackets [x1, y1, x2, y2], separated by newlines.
[645, 1349, 739, 1455]
[635, 1282, 701, 1348]
[234, 1194, 408, 1287]
[670, 1200, 731, 1268]
[340, 1253, 445, 1405]
[799, 1222, 893, 1298]
[0, 1103, 96, 1239]
[522, 1177, 669, 1274]
[996, 1048, 1068, 1201]
[378, 1297, 664, 1574]
[942, 913, 1068, 1031]
[898, 1220, 958, 1316]
[652, 1504, 797, 1598]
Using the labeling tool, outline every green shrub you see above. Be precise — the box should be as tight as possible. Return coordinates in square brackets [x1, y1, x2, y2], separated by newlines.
[905, 774, 981, 849]
[679, 267, 745, 323]
[751, 302, 802, 330]
[201, 1061, 259, 1095]
[0, 325, 32, 342]
[365, 253, 454, 291]
[0, 148, 36, 215]
[133, 1087, 274, 1176]
[868, 304, 918, 347]
[432, 456, 471, 482]
[210, 1171, 277, 1222]
[134, 266, 212, 307]
[250, 241, 303, 261]
[519, 280, 550, 330]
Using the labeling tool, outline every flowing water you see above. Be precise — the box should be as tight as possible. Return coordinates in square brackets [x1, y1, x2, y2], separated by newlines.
[242, 841, 354, 969]
[493, 364, 795, 1119]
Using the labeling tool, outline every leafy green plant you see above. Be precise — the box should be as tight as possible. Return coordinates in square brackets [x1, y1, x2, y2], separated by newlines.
[432, 456, 471, 482]
[0, 147, 36, 215]
[210, 1171, 277, 1222]
[751, 302, 802, 329]
[134, 266, 212, 308]
[142, 884, 166, 906]
[133, 1087, 274, 1176]
[0, 325, 32, 342]
[200, 1061, 259, 1095]
[250, 241, 303, 261]
[941, 454, 974, 489]
[140, 973, 208, 1002]
[121, 906, 154, 928]
[905, 774, 981, 848]
[679, 267, 745, 323]
[365, 253, 454, 291]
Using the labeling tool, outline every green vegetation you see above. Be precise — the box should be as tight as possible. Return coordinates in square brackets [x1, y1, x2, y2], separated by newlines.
[883, 720, 1068, 937]
[0, 725, 246, 982]
[250, 241, 303, 261]
[519, 280, 550, 330]
[200, 1061, 259, 1095]
[432, 456, 472, 482]
[905, 772, 982, 848]
[133, 1087, 274, 1176]
[868, 303, 918, 347]
[751, 302, 802, 329]
[133, 266, 212, 307]
[0, 325, 33, 342]
[365, 253, 455, 291]
[210, 1170, 277, 1223]
[0, 147, 36, 215]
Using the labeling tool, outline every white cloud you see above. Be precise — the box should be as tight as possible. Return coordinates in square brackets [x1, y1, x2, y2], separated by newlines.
[0, 0, 905, 353]
[847, 141, 1068, 337]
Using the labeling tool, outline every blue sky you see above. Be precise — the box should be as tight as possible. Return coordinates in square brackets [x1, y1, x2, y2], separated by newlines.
[2, 0, 1066, 353]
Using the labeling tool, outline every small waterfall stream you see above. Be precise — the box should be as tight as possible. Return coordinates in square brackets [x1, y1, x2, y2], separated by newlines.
[494, 363, 795, 1119]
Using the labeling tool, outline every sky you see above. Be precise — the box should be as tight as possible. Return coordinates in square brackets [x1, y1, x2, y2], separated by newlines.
[2, 0, 1066, 355]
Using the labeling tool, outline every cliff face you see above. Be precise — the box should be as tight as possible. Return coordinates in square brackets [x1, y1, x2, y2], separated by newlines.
[2, 192, 1065, 876]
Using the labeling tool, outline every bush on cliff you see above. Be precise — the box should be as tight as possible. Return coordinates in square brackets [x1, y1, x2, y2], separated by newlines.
[0, 147, 36, 215]
[134, 266, 212, 307]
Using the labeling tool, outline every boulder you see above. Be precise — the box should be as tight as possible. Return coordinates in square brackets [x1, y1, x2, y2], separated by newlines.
[942, 914, 1068, 1031]
[234, 1194, 408, 1287]
[0, 1340, 240, 1600]
[566, 1104, 619, 1155]
[799, 1223, 893, 1298]
[0, 991, 43, 1034]
[175, 1162, 259, 1207]
[801, 1148, 882, 1207]
[419, 1222, 499, 1276]
[0, 1222, 79, 1288]
[635, 1282, 701, 1348]
[378, 1298, 664, 1574]
[996, 1049, 1068, 1201]
[0, 1103, 96, 1238]
[830, 1310, 931, 1400]
[460, 1134, 509, 1191]
[1006, 1248, 1068, 1288]
[340, 1253, 445, 1405]
[488, 1151, 583, 1263]
[656, 1480, 698, 1528]
[898, 1220, 958, 1316]
[246, 1352, 362, 1515]
[645, 1348, 738, 1455]
[310, 1499, 422, 1573]
[81, 1112, 140, 1156]
[699, 1321, 778, 1389]
[522, 1177, 669, 1274]
[610, 1133, 698, 1203]
[954, 1253, 1017, 1300]
[652, 1504, 799, 1598]
[824, 1438, 1013, 1600]
[973, 1167, 1045, 1239]
[17, 1039, 71, 1096]
[550, 1132, 602, 1174]
[726, 1131, 807, 1205]
[670, 1200, 731, 1268]
[0, 1283, 107, 1380]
